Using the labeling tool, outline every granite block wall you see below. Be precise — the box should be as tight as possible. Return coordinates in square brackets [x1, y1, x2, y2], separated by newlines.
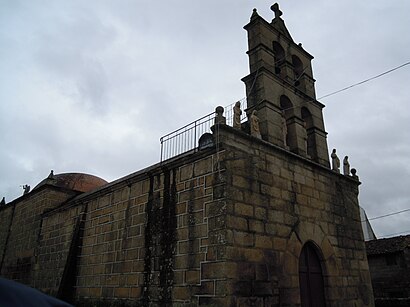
[23, 150, 228, 306]
[216, 124, 374, 306]
[0, 188, 76, 285]
[367, 249, 410, 306]
[0, 205, 14, 268]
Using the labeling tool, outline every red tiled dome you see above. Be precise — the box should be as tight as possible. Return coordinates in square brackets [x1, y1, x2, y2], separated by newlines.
[34, 172, 108, 193]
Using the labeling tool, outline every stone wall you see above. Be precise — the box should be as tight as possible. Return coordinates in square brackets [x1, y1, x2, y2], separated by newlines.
[0, 205, 14, 267]
[27, 149, 227, 305]
[367, 249, 410, 307]
[33, 204, 84, 298]
[0, 188, 76, 285]
[216, 124, 374, 306]
[1, 124, 375, 306]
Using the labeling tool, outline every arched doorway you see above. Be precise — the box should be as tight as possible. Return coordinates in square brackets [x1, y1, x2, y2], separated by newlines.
[299, 242, 326, 307]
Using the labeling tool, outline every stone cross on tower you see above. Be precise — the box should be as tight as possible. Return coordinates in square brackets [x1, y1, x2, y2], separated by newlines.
[271, 3, 283, 19]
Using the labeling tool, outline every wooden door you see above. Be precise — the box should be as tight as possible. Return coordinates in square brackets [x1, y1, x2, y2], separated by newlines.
[299, 242, 326, 307]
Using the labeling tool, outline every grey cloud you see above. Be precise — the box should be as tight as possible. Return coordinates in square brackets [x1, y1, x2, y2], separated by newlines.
[1, 0, 410, 238]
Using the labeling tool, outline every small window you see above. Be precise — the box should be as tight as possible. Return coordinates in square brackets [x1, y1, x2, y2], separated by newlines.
[385, 254, 397, 266]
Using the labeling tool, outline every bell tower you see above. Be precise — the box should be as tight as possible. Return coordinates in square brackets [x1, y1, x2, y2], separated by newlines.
[242, 3, 329, 167]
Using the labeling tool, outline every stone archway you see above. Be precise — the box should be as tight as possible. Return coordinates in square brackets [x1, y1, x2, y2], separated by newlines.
[284, 222, 340, 306]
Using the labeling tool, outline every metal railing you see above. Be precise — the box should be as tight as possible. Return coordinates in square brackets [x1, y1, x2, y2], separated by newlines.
[159, 98, 247, 162]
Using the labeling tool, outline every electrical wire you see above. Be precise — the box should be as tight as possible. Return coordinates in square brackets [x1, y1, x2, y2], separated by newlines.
[362, 208, 410, 222]
[318, 61, 410, 100]
[237, 60, 410, 112]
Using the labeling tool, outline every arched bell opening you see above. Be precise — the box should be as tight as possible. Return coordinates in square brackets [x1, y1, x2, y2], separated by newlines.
[292, 54, 304, 85]
[273, 41, 286, 76]
[301, 107, 317, 159]
[280, 95, 294, 149]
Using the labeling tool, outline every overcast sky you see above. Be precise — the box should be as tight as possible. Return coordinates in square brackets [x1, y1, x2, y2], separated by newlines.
[1, 1, 409, 239]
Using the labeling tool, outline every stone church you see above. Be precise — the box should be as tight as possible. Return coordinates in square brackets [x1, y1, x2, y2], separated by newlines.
[0, 4, 374, 306]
